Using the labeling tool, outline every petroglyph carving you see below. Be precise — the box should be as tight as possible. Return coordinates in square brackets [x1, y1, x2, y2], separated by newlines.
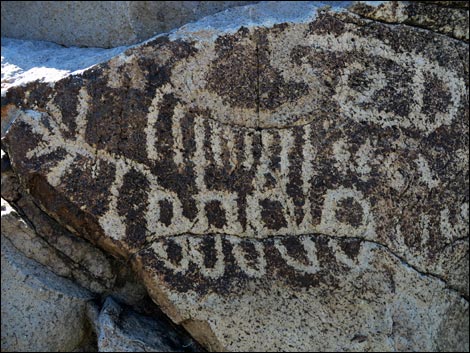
[231, 238, 267, 278]
[273, 237, 320, 274]
[318, 187, 376, 239]
[144, 234, 359, 284]
[2, 5, 469, 351]
[3, 10, 468, 300]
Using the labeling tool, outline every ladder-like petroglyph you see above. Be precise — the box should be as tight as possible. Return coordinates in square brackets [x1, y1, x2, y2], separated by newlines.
[3, 11, 468, 294]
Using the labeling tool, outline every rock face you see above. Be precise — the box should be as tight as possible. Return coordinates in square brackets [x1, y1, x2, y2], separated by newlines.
[2, 1, 469, 352]
[88, 297, 200, 352]
[1, 214, 95, 352]
[1, 1, 257, 48]
[351, 1, 469, 41]
[1, 160, 202, 351]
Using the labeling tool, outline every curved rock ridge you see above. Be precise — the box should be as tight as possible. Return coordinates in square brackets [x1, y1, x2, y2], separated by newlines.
[2, 2, 469, 352]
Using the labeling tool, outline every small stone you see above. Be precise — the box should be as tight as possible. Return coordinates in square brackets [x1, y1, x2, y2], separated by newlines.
[88, 297, 201, 352]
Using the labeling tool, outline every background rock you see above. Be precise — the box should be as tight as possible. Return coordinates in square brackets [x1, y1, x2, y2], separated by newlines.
[2, 197, 115, 293]
[1, 169, 203, 352]
[1, 1, 258, 48]
[1, 232, 96, 352]
[1, 37, 128, 94]
[88, 297, 202, 352]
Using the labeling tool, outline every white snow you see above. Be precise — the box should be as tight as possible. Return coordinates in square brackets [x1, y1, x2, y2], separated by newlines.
[1, 37, 128, 94]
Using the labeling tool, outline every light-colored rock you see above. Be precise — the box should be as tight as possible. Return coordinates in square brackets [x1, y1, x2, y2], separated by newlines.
[1, 37, 128, 95]
[0, 233, 95, 352]
[1, 1, 258, 48]
[350, 1, 469, 41]
[1, 1, 469, 351]
[136, 234, 469, 351]
[1, 190, 149, 307]
[87, 297, 201, 352]
[1, 196, 115, 293]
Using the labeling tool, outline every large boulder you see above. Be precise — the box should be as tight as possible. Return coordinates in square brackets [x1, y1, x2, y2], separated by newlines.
[1, 1, 258, 48]
[2, 1, 469, 351]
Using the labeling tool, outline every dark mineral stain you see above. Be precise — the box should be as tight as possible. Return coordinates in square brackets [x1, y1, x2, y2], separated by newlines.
[267, 130, 281, 171]
[263, 172, 277, 189]
[61, 155, 116, 216]
[207, 26, 309, 112]
[84, 83, 151, 165]
[260, 199, 287, 230]
[205, 200, 227, 229]
[308, 12, 347, 36]
[52, 75, 83, 139]
[150, 96, 199, 223]
[287, 126, 306, 225]
[181, 111, 196, 158]
[309, 176, 328, 227]
[166, 238, 184, 267]
[237, 240, 261, 269]
[370, 57, 414, 118]
[199, 237, 219, 269]
[339, 238, 362, 260]
[257, 29, 309, 111]
[3, 118, 67, 178]
[159, 199, 173, 227]
[335, 197, 364, 228]
[422, 71, 452, 120]
[139, 233, 359, 295]
[265, 239, 323, 289]
[281, 237, 310, 267]
[118, 168, 150, 249]
[137, 36, 198, 98]
[207, 27, 258, 110]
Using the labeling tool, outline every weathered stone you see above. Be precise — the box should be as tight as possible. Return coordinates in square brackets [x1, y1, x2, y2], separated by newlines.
[1, 172, 151, 307]
[2, 197, 116, 293]
[0, 233, 95, 352]
[87, 297, 201, 352]
[1, 1, 258, 48]
[350, 1, 469, 41]
[1, 1, 469, 351]
[0, 37, 128, 95]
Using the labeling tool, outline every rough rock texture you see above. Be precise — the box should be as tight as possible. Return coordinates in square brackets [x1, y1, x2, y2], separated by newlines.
[1, 37, 128, 94]
[1, 1, 469, 352]
[1, 159, 202, 351]
[1, 223, 95, 352]
[350, 1, 469, 41]
[1, 156, 149, 303]
[88, 297, 201, 352]
[1, 1, 257, 48]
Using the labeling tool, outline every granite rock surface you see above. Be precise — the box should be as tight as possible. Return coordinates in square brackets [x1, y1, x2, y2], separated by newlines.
[1, 1, 258, 48]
